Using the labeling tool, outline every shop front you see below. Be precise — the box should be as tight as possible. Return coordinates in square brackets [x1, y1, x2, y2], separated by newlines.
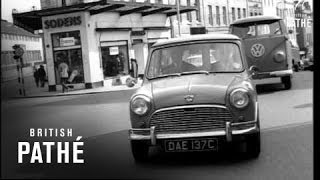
[13, 1, 196, 91]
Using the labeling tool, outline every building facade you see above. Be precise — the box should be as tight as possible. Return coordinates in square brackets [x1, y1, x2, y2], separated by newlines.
[248, 0, 263, 16]
[170, 0, 249, 36]
[13, 0, 195, 91]
[294, 0, 313, 52]
[1, 20, 44, 82]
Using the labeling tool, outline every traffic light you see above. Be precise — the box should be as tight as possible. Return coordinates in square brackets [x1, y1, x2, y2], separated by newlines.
[12, 44, 20, 50]
[12, 44, 24, 59]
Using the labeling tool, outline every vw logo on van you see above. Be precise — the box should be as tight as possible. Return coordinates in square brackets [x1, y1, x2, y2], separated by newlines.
[251, 44, 265, 58]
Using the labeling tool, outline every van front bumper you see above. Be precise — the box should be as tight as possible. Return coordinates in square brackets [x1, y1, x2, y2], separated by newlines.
[253, 69, 293, 79]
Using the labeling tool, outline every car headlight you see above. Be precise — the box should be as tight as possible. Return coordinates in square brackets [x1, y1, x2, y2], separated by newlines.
[130, 95, 151, 116]
[230, 88, 250, 109]
[273, 51, 286, 63]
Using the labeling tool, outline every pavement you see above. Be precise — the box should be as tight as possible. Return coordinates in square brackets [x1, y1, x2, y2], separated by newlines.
[1, 75, 141, 99]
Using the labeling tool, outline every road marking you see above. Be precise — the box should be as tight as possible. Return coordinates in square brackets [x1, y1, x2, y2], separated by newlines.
[262, 121, 312, 132]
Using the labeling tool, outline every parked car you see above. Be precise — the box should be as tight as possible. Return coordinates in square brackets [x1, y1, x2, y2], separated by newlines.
[230, 16, 294, 89]
[128, 34, 261, 162]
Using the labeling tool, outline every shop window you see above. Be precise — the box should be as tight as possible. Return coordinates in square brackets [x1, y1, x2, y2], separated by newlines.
[52, 31, 84, 84]
[100, 41, 129, 78]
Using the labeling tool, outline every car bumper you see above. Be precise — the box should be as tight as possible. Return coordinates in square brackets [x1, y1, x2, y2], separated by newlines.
[253, 69, 293, 79]
[129, 103, 260, 145]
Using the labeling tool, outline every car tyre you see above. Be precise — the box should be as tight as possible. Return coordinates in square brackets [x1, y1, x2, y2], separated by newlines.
[281, 76, 292, 90]
[245, 132, 261, 159]
[131, 140, 149, 162]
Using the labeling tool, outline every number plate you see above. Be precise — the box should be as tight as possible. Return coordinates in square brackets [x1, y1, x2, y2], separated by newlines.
[164, 138, 218, 152]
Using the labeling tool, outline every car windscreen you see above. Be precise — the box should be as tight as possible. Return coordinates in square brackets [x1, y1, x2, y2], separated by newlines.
[231, 20, 282, 39]
[147, 42, 243, 79]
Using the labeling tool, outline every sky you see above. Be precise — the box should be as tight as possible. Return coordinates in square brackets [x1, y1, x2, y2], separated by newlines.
[1, 0, 313, 23]
[1, 0, 40, 22]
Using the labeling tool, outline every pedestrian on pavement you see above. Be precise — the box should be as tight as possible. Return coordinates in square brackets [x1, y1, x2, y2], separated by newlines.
[38, 65, 46, 88]
[33, 66, 40, 87]
[58, 62, 69, 93]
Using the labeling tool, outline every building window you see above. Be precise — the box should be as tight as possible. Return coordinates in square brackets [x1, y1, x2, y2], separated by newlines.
[195, 0, 201, 22]
[237, 8, 241, 19]
[232, 8, 235, 21]
[187, 0, 191, 22]
[208, 5, 213, 25]
[216, 6, 220, 26]
[243, 8, 246, 18]
[62, 0, 66, 7]
[187, 12, 192, 22]
[100, 41, 129, 78]
[222, 6, 227, 25]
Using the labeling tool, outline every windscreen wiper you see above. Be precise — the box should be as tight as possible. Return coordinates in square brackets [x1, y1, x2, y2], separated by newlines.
[180, 70, 210, 75]
[151, 73, 181, 79]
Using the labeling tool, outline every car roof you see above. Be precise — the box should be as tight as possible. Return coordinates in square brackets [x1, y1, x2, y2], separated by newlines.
[152, 34, 240, 47]
[231, 15, 281, 25]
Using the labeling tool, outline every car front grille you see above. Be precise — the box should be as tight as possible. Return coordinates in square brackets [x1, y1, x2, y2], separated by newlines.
[149, 106, 233, 133]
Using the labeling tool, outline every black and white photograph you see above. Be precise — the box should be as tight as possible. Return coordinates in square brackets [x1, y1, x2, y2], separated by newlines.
[1, 0, 314, 179]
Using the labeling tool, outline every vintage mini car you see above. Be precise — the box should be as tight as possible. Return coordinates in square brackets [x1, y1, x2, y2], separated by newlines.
[128, 34, 261, 161]
[230, 16, 294, 89]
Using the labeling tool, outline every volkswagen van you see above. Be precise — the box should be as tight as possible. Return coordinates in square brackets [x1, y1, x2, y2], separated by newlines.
[230, 16, 294, 89]
[128, 34, 260, 162]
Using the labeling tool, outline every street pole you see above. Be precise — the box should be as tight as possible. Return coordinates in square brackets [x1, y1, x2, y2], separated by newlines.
[20, 57, 26, 96]
[16, 57, 26, 96]
[226, 0, 230, 25]
[201, 0, 206, 32]
[176, 0, 181, 37]
[246, 0, 249, 17]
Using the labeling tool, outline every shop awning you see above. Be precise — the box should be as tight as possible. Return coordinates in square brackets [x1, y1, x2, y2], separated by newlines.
[12, 0, 197, 33]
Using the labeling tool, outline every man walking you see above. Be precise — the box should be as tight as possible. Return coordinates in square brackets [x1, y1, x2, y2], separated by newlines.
[59, 62, 69, 93]
[38, 65, 46, 88]
[33, 66, 39, 87]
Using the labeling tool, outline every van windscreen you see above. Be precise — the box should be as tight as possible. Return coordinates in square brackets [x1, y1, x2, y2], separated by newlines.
[231, 20, 282, 39]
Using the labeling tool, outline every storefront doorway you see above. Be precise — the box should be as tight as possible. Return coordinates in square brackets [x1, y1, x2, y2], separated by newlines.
[52, 31, 84, 84]
[100, 41, 129, 79]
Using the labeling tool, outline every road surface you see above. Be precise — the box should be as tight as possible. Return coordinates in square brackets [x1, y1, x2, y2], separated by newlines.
[1, 71, 313, 179]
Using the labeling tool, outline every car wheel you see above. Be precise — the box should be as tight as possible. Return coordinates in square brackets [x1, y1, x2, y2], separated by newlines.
[281, 76, 292, 90]
[245, 132, 261, 159]
[131, 140, 149, 162]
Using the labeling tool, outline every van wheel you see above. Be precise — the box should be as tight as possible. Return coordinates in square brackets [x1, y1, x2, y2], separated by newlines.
[131, 141, 149, 162]
[281, 76, 292, 90]
[245, 132, 261, 159]
[293, 64, 299, 72]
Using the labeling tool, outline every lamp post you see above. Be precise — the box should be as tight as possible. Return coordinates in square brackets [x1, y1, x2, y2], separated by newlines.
[176, 0, 181, 36]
